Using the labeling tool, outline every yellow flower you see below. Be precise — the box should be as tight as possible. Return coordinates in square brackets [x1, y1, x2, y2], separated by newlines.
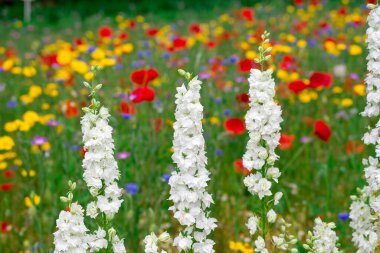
[29, 85, 42, 98]
[71, 60, 89, 74]
[24, 194, 41, 207]
[84, 72, 94, 81]
[240, 42, 250, 51]
[210, 117, 220, 126]
[41, 142, 51, 151]
[23, 66, 37, 77]
[2, 59, 14, 71]
[57, 50, 72, 65]
[297, 39, 307, 48]
[19, 94, 34, 104]
[41, 103, 50, 110]
[14, 159, 22, 166]
[341, 98, 353, 107]
[91, 48, 106, 60]
[23, 111, 39, 125]
[299, 90, 312, 103]
[0, 136, 15, 151]
[170, 147, 174, 153]
[44, 83, 59, 97]
[349, 45, 362, 56]
[354, 83, 365, 96]
[245, 50, 256, 60]
[332, 86, 343, 94]
[4, 121, 19, 132]
[0, 162, 7, 170]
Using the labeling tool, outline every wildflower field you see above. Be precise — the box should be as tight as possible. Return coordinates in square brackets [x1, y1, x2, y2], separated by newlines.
[1, 0, 379, 252]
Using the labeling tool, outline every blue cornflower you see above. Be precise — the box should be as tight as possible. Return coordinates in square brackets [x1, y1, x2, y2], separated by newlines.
[125, 183, 139, 195]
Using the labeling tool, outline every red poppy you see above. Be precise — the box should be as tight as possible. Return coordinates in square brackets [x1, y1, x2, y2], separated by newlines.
[0, 183, 13, 191]
[151, 118, 163, 133]
[130, 68, 159, 86]
[288, 80, 308, 95]
[368, 0, 376, 3]
[346, 140, 364, 155]
[279, 134, 295, 150]
[303, 117, 314, 126]
[120, 101, 136, 115]
[173, 37, 187, 50]
[98, 26, 113, 38]
[313, 120, 331, 142]
[309, 72, 332, 89]
[3, 170, 15, 179]
[241, 8, 254, 23]
[146, 28, 159, 37]
[74, 38, 84, 46]
[62, 100, 79, 118]
[189, 23, 201, 34]
[205, 41, 217, 49]
[131, 87, 155, 103]
[119, 32, 129, 40]
[224, 118, 245, 135]
[41, 53, 58, 67]
[238, 58, 259, 73]
[294, 0, 303, 5]
[236, 93, 249, 104]
[280, 55, 297, 71]
[234, 159, 250, 175]
[0, 222, 10, 234]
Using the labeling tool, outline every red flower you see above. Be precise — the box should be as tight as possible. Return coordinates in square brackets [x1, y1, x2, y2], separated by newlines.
[0, 221, 10, 234]
[224, 118, 245, 135]
[288, 80, 308, 95]
[279, 134, 295, 150]
[62, 100, 79, 118]
[98, 26, 113, 38]
[151, 118, 163, 133]
[173, 37, 187, 50]
[309, 72, 332, 89]
[131, 87, 155, 103]
[0, 183, 13, 191]
[119, 32, 129, 40]
[294, 0, 303, 5]
[130, 68, 159, 86]
[120, 101, 136, 115]
[241, 8, 254, 22]
[234, 159, 250, 175]
[146, 28, 159, 37]
[236, 93, 249, 104]
[3, 170, 15, 179]
[238, 58, 259, 73]
[280, 55, 297, 71]
[189, 23, 201, 34]
[313, 120, 331, 142]
[205, 41, 217, 49]
[80, 147, 87, 158]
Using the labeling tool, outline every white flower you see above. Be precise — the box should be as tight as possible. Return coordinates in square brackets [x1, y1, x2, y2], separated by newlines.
[246, 215, 258, 235]
[311, 218, 339, 253]
[170, 76, 217, 252]
[173, 234, 192, 251]
[86, 201, 98, 218]
[53, 203, 89, 253]
[274, 192, 283, 205]
[254, 236, 267, 253]
[144, 233, 159, 253]
[272, 236, 287, 250]
[267, 209, 277, 223]
[88, 227, 108, 252]
[350, 5, 380, 252]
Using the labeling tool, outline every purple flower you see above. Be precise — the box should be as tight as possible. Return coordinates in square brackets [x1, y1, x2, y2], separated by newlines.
[7, 100, 17, 108]
[117, 152, 130, 159]
[350, 73, 359, 80]
[223, 109, 232, 117]
[300, 136, 312, 143]
[125, 183, 139, 195]
[338, 212, 349, 221]
[46, 120, 59, 127]
[215, 149, 224, 156]
[31, 136, 47, 146]
[162, 174, 170, 183]
[214, 97, 222, 104]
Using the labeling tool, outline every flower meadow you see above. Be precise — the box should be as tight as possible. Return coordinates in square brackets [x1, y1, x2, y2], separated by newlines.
[1, 0, 380, 252]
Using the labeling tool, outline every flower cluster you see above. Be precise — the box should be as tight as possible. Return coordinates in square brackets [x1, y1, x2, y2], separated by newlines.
[303, 218, 340, 253]
[143, 232, 171, 253]
[350, 4, 380, 252]
[169, 70, 217, 253]
[54, 68, 126, 253]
